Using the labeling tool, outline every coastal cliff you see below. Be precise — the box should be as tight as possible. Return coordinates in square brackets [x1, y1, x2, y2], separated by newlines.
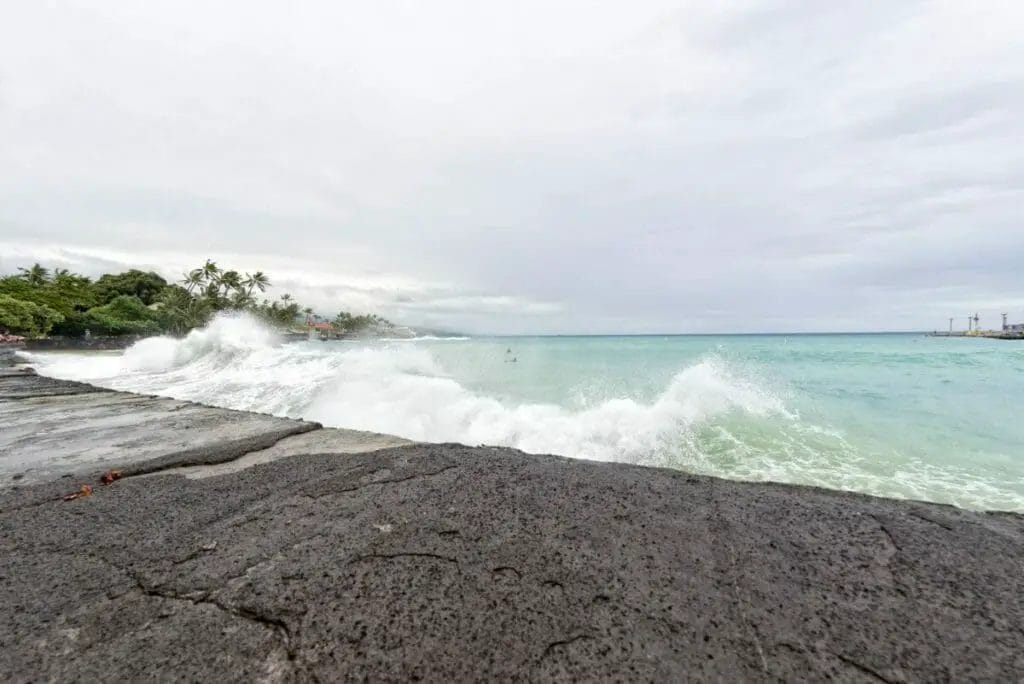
[1, 370, 1022, 680]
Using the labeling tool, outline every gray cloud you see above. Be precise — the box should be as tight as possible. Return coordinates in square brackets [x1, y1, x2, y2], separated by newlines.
[1, 1, 1023, 333]
[854, 80, 1020, 141]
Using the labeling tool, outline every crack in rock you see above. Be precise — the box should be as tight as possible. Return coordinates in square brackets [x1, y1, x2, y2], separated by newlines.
[123, 423, 321, 478]
[541, 634, 591, 659]
[349, 551, 460, 567]
[872, 517, 901, 553]
[833, 652, 898, 683]
[310, 464, 459, 499]
[214, 531, 330, 591]
[131, 574, 297, 677]
[491, 566, 522, 580]
[79, 551, 299, 679]
[171, 541, 218, 565]
[908, 511, 955, 532]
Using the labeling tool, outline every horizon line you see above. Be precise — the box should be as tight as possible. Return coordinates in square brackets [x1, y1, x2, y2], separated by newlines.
[452, 330, 936, 338]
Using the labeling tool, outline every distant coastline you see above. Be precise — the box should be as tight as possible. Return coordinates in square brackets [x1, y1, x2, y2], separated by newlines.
[19, 327, 462, 352]
[0, 260, 411, 344]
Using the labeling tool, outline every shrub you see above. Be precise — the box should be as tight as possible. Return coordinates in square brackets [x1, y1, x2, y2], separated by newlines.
[82, 295, 161, 336]
[92, 270, 168, 305]
[0, 294, 64, 337]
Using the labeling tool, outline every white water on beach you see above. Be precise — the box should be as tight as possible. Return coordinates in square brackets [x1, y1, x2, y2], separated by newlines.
[27, 314, 1024, 511]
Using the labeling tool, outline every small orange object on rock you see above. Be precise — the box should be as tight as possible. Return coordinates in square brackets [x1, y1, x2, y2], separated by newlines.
[99, 470, 122, 485]
[63, 484, 93, 501]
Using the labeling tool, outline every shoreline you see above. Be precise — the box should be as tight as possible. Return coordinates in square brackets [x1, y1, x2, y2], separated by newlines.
[18, 327, 423, 353]
[22, 334, 145, 351]
[929, 331, 1024, 340]
[2, 370, 1023, 678]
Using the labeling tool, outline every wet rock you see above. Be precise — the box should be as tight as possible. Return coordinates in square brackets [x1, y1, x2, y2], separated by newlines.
[1, 372, 1022, 680]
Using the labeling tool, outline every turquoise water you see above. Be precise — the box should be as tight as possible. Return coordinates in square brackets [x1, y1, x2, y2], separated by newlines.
[32, 320, 1024, 511]
[416, 333, 1024, 510]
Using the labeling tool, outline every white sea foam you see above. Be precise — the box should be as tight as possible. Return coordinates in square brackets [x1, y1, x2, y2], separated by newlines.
[26, 314, 1024, 511]
[303, 349, 789, 462]
[123, 313, 281, 371]
[29, 314, 788, 462]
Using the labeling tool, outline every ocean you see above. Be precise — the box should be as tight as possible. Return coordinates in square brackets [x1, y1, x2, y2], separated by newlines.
[26, 315, 1024, 511]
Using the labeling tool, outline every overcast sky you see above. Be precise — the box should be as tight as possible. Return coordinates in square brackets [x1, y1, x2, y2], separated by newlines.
[2, 1, 1023, 333]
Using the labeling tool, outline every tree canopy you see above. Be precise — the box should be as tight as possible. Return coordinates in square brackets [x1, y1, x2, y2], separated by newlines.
[333, 311, 391, 334]
[82, 295, 162, 335]
[0, 294, 63, 338]
[0, 260, 394, 339]
[92, 270, 168, 305]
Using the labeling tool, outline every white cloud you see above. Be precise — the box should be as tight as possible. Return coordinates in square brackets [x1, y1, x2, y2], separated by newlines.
[2, 1, 1023, 332]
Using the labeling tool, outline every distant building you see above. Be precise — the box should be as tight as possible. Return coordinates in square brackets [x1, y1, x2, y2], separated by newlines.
[308, 321, 334, 340]
[1007, 323, 1024, 333]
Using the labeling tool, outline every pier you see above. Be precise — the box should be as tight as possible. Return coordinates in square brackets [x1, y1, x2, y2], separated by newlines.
[930, 313, 1024, 339]
[930, 330, 1024, 339]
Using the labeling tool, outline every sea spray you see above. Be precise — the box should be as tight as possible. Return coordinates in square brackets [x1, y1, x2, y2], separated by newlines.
[122, 313, 282, 371]
[303, 353, 789, 462]
[26, 315, 1024, 511]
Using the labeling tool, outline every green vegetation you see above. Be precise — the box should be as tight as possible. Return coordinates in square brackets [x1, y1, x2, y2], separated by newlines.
[93, 269, 169, 305]
[0, 294, 63, 338]
[333, 311, 390, 335]
[81, 295, 162, 336]
[0, 260, 395, 340]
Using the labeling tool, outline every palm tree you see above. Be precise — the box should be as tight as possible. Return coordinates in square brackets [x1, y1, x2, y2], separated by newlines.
[180, 269, 204, 293]
[18, 263, 50, 286]
[282, 302, 300, 324]
[280, 293, 293, 303]
[229, 289, 254, 310]
[334, 311, 353, 333]
[242, 271, 270, 295]
[156, 286, 213, 335]
[201, 259, 221, 282]
[303, 306, 314, 324]
[50, 268, 92, 300]
[52, 268, 82, 289]
[197, 259, 222, 295]
[219, 270, 242, 296]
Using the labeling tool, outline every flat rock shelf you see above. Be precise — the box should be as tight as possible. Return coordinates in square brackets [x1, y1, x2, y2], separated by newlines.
[1, 369, 1022, 681]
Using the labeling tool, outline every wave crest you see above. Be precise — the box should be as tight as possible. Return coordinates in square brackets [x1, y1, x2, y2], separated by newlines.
[28, 317, 1023, 510]
[304, 352, 788, 462]
[122, 313, 280, 372]
[28, 314, 789, 463]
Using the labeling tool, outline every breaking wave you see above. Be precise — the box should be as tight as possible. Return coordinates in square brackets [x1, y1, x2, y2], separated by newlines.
[26, 314, 1024, 511]
[30, 315, 785, 460]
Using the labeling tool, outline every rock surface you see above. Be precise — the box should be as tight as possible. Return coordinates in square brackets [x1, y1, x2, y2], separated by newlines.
[0, 369, 322, 485]
[1, 373, 1023, 681]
